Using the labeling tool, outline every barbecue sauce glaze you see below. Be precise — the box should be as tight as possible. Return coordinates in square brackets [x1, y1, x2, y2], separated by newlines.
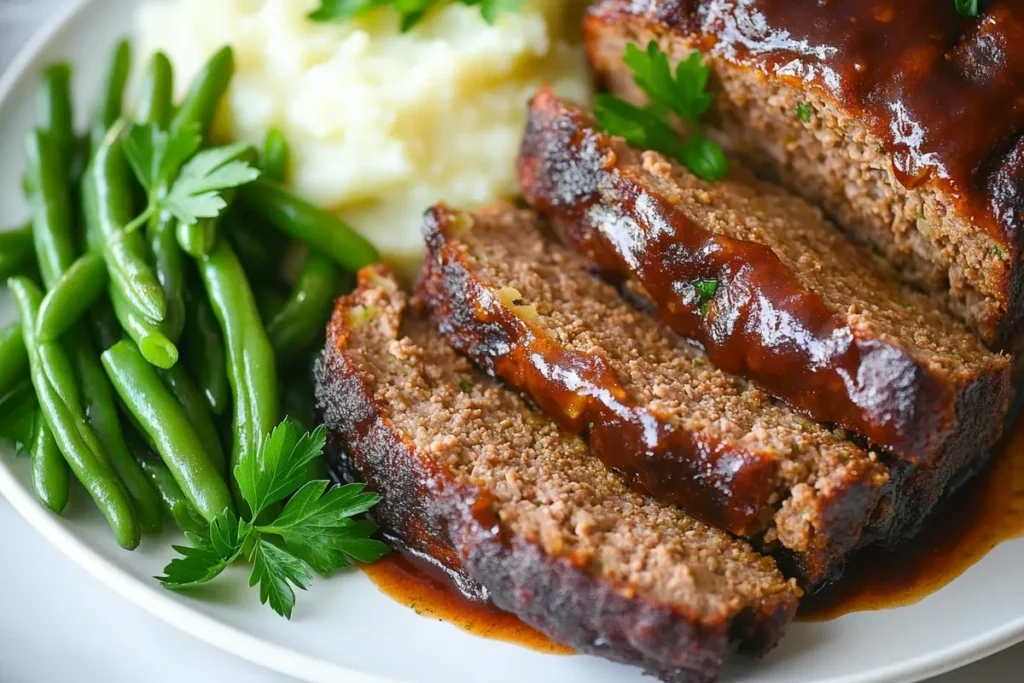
[363, 414, 1024, 638]
[678, 0, 1024, 240]
[519, 87, 1011, 482]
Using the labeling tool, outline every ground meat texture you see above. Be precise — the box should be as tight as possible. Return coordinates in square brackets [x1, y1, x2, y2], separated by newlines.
[418, 201, 894, 587]
[584, 0, 1024, 353]
[315, 266, 800, 683]
[516, 88, 1011, 485]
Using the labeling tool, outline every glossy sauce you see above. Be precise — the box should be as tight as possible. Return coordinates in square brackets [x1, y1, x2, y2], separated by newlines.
[362, 552, 573, 655]
[361, 416, 1024, 640]
[691, 0, 1024, 238]
[519, 88, 967, 468]
[426, 202, 783, 536]
[801, 415, 1024, 620]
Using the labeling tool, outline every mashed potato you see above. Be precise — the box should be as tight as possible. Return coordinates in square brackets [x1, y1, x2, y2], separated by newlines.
[135, 0, 592, 266]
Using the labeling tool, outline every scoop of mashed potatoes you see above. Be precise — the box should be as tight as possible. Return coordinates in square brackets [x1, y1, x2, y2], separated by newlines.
[135, 0, 592, 266]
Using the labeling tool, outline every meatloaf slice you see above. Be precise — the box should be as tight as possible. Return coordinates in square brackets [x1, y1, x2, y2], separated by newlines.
[584, 0, 1024, 352]
[315, 266, 800, 683]
[517, 88, 1012, 474]
[418, 201, 889, 587]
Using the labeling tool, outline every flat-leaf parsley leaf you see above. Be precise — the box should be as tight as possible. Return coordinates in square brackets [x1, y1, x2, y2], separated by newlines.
[122, 123, 260, 232]
[955, 0, 978, 17]
[596, 42, 728, 182]
[158, 420, 388, 619]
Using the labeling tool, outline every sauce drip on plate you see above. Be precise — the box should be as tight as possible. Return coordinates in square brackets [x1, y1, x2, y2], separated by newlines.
[801, 415, 1024, 620]
[362, 552, 573, 655]
[363, 414, 1024, 634]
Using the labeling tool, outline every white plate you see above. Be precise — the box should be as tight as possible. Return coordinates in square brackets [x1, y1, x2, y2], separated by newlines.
[2, 2, 1024, 682]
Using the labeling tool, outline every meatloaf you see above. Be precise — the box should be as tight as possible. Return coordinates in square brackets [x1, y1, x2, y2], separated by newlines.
[419, 201, 892, 586]
[517, 88, 1012, 475]
[315, 266, 800, 683]
[584, 0, 1024, 352]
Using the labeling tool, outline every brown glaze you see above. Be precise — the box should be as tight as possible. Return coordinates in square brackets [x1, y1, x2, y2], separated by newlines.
[362, 552, 574, 654]
[418, 203, 908, 588]
[592, 0, 1024, 351]
[316, 268, 798, 683]
[803, 413, 1024, 620]
[650, 0, 1024, 244]
[362, 414, 1024, 628]
[517, 88, 1011, 468]
[420, 204, 784, 535]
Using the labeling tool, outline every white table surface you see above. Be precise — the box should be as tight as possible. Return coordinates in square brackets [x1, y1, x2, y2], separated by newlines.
[1, 2, 1022, 682]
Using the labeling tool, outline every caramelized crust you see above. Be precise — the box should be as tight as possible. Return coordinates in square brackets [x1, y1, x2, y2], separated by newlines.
[418, 202, 892, 586]
[315, 267, 799, 683]
[584, 0, 1024, 352]
[517, 88, 1011, 473]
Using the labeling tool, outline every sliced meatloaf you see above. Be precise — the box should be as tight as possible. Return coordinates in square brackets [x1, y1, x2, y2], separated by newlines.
[584, 0, 1024, 352]
[315, 266, 800, 683]
[517, 88, 1012, 475]
[418, 201, 891, 586]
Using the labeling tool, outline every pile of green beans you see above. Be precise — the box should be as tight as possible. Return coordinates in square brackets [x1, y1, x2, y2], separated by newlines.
[0, 39, 380, 547]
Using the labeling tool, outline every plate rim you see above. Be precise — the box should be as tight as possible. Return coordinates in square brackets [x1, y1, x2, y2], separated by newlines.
[1, 2, 1023, 682]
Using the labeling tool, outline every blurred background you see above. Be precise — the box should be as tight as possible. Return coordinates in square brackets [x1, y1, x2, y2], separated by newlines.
[1, 2, 59, 66]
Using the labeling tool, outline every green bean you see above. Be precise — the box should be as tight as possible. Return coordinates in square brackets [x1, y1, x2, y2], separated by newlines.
[109, 282, 178, 369]
[101, 339, 234, 523]
[67, 335, 163, 533]
[10, 277, 140, 549]
[182, 283, 229, 415]
[36, 253, 108, 342]
[261, 128, 289, 182]
[134, 53, 187, 343]
[91, 40, 131, 148]
[127, 432, 206, 535]
[170, 46, 234, 138]
[83, 124, 167, 322]
[0, 323, 29, 399]
[36, 63, 75, 172]
[24, 129, 75, 288]
[269, 252, 338, 359]
[158, 364, 227, 477]
[148, 212, 187, 342]
[196, 239, 278, 516]
[0, 380, 38, 448]
[135, 52, 174, 128]
[30, 411, 70, 514]
[0, 223, 34, 280]
[240, 179, 379, 272]
[177, 215, 219, 258]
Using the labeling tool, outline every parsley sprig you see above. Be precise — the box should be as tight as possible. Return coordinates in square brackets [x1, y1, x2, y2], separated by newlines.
[122, 122, 260, 233]
[310, 0, 524, 32]
[594, 42, 728, 182]
[955, 0, 978, 17]
[158, 421, 389, 619]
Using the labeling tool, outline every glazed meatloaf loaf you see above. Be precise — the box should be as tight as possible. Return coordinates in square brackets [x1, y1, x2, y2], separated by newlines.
[517, 88, 1012, 476]
[315, 266, 800, 683]
[584, 0, 1024, 352]
[419, 201, 892, 586]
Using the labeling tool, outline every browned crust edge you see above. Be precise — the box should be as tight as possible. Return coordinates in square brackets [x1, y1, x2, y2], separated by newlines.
[516, 86, 1011, 478]
[418, 203, 783, 536]
[314, 267, 798, 683]
[417, 202, 891, 587]
[582, 0, 1024, 354]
